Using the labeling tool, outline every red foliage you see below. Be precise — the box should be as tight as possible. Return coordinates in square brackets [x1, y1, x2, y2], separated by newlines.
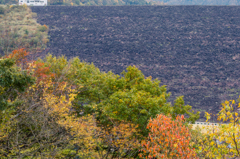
[33, 62, 55, 83]
[5, 48, 55, 83]
[139, 114, 197, 159]
[6, 48, 30, 68]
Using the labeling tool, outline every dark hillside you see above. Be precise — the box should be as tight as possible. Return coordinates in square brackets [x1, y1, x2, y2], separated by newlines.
[157, 0, 240, 5]
[31, 6, 240, 120]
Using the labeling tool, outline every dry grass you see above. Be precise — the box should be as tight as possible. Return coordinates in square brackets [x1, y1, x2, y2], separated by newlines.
[0, 5, 49, 55]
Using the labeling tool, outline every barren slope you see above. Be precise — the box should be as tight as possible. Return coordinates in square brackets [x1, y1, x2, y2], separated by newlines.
[31, 6, 240, 120]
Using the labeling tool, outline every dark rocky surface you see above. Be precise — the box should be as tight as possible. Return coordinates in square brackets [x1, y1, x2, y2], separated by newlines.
[31, 6, 240, 120]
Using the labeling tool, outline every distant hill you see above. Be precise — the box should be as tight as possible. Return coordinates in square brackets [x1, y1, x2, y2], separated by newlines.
[156, 0, 240, 5]
[49, 0, 151, 6]
[0, 0, 151, 5]
[2, 0, 240, 5]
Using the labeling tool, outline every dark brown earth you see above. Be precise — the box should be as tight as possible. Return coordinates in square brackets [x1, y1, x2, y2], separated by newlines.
[31, 6, 240, 121]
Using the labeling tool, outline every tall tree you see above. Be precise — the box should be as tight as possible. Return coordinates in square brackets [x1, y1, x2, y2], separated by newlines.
[68, 57, 199, 136]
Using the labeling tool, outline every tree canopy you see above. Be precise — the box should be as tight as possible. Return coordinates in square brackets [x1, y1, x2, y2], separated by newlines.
[40, 55, 200, 136]
[0, 52, 200, 158]
[0, 58, 34, 111]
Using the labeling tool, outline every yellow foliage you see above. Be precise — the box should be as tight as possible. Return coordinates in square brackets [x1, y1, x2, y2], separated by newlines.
[22, 4, 28, 9]
[40, 80, 101, 158]
[98, 121, 141, 158]
[196, 98, 240, 158]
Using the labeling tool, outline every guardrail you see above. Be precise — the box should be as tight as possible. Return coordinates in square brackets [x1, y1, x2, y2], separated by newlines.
[194, 122, 219, 126]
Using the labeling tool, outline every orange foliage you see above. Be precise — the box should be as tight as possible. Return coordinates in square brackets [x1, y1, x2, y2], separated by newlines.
[33, 62, 55, 82]
[6, 48, 55, 83]
[43, 24, 48, 30]
[6, 48, 29, 68]
[140, 114, 197, 159]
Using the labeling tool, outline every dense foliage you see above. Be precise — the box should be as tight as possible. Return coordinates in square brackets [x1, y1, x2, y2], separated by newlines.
[2, 49, 240, 158]
[0, 57, 34, 111]
[0, 49, 200, 158]
[193, 99, 240, 158]
[38, 54, 199, 135]
[140, 114, 197, 158]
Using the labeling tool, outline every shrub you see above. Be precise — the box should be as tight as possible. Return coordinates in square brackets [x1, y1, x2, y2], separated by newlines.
[0, 6, 5, 14]
[38, 25, 48, 32]
[24, 29, 29, 35]
[30, 37, 39, 47]
[197, 99, 240, 158]
[31, 12, 37, 18]
[9, 5, 22, 12]
[140, 114, 198, 158]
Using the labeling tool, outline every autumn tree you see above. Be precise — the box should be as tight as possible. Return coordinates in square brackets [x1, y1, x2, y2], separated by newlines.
[0, 78, 101, 158]
[33, 55, 141, 158]
[64, 56, 199, 157]
[35, 54, 68, 82]
[0, 53, 199, 158]
[196, 98, 240, 158]
[0, 54, 100, 158]
[140, 114, 198, 159]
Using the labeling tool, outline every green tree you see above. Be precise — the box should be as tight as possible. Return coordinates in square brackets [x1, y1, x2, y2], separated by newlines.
[0, 58, 34, 111]
[34, 55, 199, 158]
[0, 6, 5, 13]
[68, 58, 199, 136]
